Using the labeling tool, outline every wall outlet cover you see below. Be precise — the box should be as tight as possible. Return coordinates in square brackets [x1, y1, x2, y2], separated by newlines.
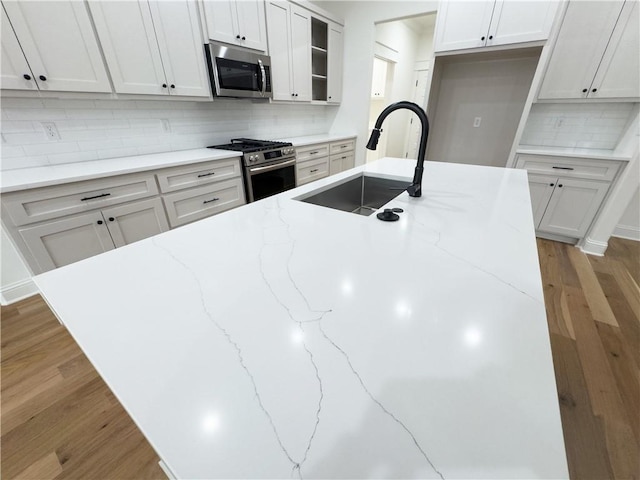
[41, 122, 61, 141]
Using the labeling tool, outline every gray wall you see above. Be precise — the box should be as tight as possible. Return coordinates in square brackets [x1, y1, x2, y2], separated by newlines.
[427, 49, 540, 167]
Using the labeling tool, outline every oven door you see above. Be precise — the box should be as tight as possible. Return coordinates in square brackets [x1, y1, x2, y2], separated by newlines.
[246, 158, 296, 202]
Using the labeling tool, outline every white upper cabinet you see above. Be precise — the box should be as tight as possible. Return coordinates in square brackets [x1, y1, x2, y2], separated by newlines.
[434, 0, 558, 52]
[89, 0, 210, 97]
[202, 0, 267, 52]
[88, 1, 167, 95]
[538, 0, 639, 100]
[1, 0, 111, 92]
[265, 1, 311, 102]
[1, 6, 37, 90]
[327, 22, 343, 103]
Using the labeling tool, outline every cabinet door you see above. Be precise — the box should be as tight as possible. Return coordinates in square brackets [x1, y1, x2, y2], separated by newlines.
[538, 178, 610, 238]
[538, 1, 624, 100]
[527, 174, 556, 228]
[3, 1, 111, 93]
[149, 0, 210, 97]
[371, 57, 387, 98]
[1, 6, 37, 90]
[88, 0, 168, 95]
[202, 0, 240, 46]
[103, 198, 169, 248]
[327, 22, 343, 103]
[434, 1, 495, 52]
[289, 4, 311, 101]
[266, 1, 293, 100]
[19, 211, 115, 273]
[590, 0, 640, 99]
[488, 0, 558, 47]
[236, 0, 268, 51]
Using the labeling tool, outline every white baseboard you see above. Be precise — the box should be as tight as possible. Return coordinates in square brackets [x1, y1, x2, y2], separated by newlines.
[579, 237, 608, 256]
[1, 278, 38, 306]
[612, 224, 640, 241]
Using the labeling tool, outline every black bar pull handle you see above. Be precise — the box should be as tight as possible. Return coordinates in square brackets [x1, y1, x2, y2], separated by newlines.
[197, 172, 215, 178]
[552, 166, 574, 170]
[203, 197, 220, 204]
[81, 193, 111, 201]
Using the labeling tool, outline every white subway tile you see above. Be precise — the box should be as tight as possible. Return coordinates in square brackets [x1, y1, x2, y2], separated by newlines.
[84, 119, 130, 129]
[3, 131, 48, 145]
[0, 144, 25, 158]
[47, 151, 99, 165]
[5, 108, 67, 121]
[78, 138, 124, 151]
[64, 108, 115, 120]
[42, 99, 96, 109]
[55, 120, 88, 131]
[1, 98, 45, 109]
[23, 142, 79, 156]
[96, 146, 140, 159]
[0, 121, 36, 133]
[1, 155, 50, 170]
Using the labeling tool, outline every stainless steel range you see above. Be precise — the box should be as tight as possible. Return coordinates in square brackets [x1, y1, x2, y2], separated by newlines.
[208, 139, 296, 203]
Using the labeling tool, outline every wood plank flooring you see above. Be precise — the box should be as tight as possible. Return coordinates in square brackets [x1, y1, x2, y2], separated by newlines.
[1, 237, 638, 479]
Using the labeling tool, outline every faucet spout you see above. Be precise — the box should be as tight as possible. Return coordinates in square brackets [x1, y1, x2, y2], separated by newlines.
[366, 101, 429, 198]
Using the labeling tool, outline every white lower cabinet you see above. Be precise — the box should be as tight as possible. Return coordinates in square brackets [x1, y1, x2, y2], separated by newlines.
[102, 198, 169, 247]
[162, 178, 245, 228]
[517, 153, 622, 240]
[536, 178, 610, 238]
[3, 156, 245, 274]
[296, 138, 356, 185]
[18, 197, 169, 272]
[19, 211, 116, 272]
[329, 152, 354, 176]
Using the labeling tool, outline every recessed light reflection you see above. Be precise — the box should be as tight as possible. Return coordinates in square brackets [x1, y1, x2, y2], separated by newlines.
[202, 412, 221, 434]
[464, 327, 482, 347]
[291, 328, 305, 345]
[341, 278, 353, 296]
[395, 300, 412, 319]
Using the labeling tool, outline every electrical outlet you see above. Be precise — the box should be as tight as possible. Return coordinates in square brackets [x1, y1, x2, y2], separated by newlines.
[161, 119, 171, 133]
[41, 122, 61, 141]
[473, 117, 482, 128]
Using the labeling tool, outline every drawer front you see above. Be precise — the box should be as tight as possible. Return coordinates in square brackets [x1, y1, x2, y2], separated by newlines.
[330, 139, 355, 155]
[162, 178, 245, 228]
[3, 173, 158, 227]
[297, 157, 330, 186]
[296, 143, 330, 162]
[515, 154, 622, 181]
[156, 158, 242, 193]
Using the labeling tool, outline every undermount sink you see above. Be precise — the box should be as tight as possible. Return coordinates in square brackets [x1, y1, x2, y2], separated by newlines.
[295, 174, 409, 216]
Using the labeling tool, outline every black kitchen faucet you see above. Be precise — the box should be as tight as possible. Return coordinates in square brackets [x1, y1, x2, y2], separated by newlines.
[366, 101, 430, 198]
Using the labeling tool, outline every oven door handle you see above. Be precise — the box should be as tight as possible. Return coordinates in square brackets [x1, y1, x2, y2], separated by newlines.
[258, 59, 266, 97]
[248, 158, 296, 174]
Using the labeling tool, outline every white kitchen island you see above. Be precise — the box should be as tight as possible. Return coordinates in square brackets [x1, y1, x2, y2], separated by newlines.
[33, 158, 569, 479]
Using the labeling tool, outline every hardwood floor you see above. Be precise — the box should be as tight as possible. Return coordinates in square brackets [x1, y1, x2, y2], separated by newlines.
[1, 237, 638, 479]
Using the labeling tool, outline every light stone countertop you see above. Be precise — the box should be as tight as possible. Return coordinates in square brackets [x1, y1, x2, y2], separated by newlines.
[0, 133, 357, 193]
[0, 148, 241, 193]
[33, 158, 569, 479]
[276, 133, 357, 147]
[516, 145, 631, 161]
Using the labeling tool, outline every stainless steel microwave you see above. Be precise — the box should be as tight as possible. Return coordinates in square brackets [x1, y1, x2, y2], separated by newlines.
[205, 42, 272, 99]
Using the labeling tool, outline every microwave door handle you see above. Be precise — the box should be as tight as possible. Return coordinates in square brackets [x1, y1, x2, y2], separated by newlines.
[258, 59, 266, 97]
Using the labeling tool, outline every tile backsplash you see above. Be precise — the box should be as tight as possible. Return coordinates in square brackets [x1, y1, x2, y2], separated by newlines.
[0, 97, 338, 171]
[520, 102, 635, 150]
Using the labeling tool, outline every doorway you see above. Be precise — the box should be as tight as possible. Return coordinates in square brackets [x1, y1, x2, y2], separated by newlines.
[366, 13, 436, 163]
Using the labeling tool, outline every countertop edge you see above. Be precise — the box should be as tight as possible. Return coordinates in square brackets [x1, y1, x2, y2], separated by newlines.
[515, 146, 632, 162]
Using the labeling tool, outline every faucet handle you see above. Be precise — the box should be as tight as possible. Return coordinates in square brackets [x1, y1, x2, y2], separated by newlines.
[406, 183, 421, 198]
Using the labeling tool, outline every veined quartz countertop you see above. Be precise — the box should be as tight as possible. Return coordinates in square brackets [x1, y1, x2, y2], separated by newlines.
[34, 158, 568, 479]
[516, 145, 631, 161]
[275, 133, 356, 147]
